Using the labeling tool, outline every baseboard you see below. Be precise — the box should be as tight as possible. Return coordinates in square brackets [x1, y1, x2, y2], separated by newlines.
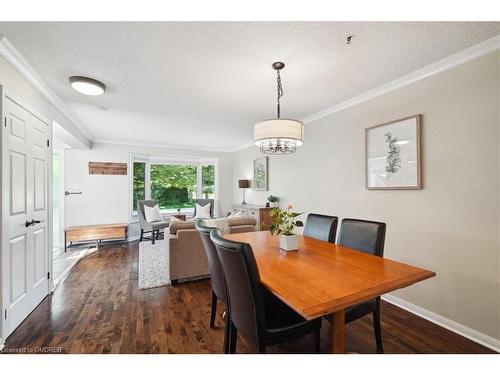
[382, 294, 500, 353]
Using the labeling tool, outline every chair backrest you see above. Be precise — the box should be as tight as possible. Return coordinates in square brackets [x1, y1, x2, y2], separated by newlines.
[195, 219, 226, 303]
[138, 200, 158, 228]
[210, 229, 265, 347]
[338, 218, 386, 257]
[193, 199, 214, 218]
[303, 213, 338, 243]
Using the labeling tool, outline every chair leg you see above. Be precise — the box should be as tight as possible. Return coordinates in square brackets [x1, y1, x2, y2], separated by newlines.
[229, 322, 237, 354]
[373, 299, 384, 354]
[156, 230, 160, 240]
[209, 290, 217, 328]
[223, 308, 231, 354]
[152, 231, 156, 245]
[314, 328, 321, 353]
[139, 229, 144, 242]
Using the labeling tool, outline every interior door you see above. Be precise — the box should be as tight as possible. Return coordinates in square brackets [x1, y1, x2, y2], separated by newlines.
[2, 97, 49, 338]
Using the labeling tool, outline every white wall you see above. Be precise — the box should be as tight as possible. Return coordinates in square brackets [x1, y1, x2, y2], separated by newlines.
[63, 142, 234, 236]
[232, 52, 500, 341]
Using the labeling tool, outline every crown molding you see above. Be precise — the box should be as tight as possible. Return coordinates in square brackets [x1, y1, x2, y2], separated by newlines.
[0, 35, 93, 140]
[301, 34, 500, 125]
[233, 34, 500, 153]
[383, 294, 500, 353]
[92, 138, 233, 153]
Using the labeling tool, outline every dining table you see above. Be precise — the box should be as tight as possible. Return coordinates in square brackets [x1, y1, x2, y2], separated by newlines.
[224, 231, 436, 354]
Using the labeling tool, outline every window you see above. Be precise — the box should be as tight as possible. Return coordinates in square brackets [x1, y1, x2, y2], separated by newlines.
[132, 161, 146, 213]
[130, 155, 216, 220]
[150, 164, 197, 209]
[202, 164, 215, 199]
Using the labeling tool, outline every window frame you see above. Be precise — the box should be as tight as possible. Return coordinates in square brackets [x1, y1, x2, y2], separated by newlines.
[129, 153, 218, 223]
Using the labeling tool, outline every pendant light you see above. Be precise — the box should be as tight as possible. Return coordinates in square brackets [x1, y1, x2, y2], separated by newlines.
[254, 62, 304, 154]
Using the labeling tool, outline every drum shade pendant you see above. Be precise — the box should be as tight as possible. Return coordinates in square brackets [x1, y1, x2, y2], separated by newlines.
[254, 62, 304, 154]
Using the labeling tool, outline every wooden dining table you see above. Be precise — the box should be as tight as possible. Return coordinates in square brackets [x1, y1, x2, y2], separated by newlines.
[225, 231, 436, 354]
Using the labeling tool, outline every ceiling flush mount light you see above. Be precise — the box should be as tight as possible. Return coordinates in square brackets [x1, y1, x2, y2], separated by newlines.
[254, 62, 304, 155]
[69, 76, 106, 96]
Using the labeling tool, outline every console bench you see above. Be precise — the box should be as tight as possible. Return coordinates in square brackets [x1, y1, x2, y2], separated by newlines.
[64, 223, 128, 251]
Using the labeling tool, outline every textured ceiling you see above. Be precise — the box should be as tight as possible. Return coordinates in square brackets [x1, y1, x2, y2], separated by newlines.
[0, 22, 499, 151]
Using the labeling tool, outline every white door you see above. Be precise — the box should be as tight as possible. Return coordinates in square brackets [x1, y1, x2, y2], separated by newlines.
[2, 97, 49, 337]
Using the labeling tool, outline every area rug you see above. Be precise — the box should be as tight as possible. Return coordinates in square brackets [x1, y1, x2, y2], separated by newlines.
[138, 240, 170, 290]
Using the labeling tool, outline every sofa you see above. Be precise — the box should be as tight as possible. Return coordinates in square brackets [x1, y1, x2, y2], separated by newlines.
[168, 216, 257, 284]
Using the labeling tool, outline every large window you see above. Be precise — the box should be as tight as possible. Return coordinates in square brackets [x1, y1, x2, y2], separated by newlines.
[131, 156, 216, 218]
[150, 164, 197, 209]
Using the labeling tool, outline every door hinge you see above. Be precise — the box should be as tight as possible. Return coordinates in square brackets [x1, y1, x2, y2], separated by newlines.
[4, 309, 6, 320]
[4, 117, 6, 127]
[47, 139, 50, 147]
[47, 272, 50, 280]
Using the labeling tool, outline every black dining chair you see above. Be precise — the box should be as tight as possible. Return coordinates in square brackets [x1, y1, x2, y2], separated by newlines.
[303, 213, 338, 243]
[210, 230, 322, 354]
[195, 219, 231, 353]
[334, 218, 386, 353]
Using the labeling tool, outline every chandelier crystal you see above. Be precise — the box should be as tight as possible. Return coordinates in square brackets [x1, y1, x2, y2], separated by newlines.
[254, 62, 304, 154]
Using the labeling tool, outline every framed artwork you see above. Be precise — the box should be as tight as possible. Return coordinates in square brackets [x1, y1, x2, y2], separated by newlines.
[253, 156, 268, 191]
[366, 114, 422, 190]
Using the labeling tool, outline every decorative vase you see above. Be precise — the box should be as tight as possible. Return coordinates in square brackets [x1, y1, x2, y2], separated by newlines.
[279, 234, 299, 251]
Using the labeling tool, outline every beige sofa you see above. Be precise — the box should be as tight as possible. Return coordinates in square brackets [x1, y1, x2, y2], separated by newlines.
[168, 217, 257, 284]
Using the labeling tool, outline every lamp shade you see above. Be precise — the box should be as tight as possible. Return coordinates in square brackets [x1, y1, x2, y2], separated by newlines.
[238, 179, 250, 189]
[254, 119, 304, 154]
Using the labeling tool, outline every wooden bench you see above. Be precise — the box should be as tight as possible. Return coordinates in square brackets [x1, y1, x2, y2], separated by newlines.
[65, 223, 128, 251]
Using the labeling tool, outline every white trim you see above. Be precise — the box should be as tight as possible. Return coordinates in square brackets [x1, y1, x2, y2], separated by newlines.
[382, 294, 500, 353]
[0, 35, 93, 140]
[301, 34, 500, 125]
[0, 340, 4, 351]
[93, 138, 232, 153]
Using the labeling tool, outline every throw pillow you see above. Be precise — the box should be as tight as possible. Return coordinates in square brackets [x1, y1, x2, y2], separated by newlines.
[203, 218, 230, 236]
[144, 204, 163, 223]
[194, 202, 211, 219]
[227, 210, 244, 219]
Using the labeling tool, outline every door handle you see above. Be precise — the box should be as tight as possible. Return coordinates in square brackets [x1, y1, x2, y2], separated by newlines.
[25, 219, 42, 227]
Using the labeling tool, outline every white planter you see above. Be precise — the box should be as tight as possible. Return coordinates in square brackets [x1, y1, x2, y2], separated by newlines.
[269, 202, 279, 208]
[279, 234, 299, 251]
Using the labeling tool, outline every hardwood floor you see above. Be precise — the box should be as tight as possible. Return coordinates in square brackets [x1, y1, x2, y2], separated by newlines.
[2, 241, 495, 354]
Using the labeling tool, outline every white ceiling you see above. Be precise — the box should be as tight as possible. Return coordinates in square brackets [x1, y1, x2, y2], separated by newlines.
[0, 22, 499, 151]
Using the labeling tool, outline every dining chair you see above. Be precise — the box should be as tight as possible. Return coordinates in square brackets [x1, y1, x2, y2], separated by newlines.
[195, 219, 231, 353]
[335, 218, 386, 353]
[303, 213, 338, 243]
[210, 230, 322, 354]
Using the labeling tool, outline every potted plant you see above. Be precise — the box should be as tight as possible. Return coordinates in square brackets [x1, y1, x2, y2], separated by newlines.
[269, 205, 304, 251]
[267, 195, 279, 208]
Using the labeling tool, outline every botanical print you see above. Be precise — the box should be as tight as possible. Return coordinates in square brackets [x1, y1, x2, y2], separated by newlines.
[384, 132, 401, 182]
[366, 115, 421, 189]
[253, 157, 268, 191]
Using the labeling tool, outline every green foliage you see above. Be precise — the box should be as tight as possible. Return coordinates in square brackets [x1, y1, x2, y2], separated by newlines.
[151, 164, 197, 209]
[267, 195, 279, 202]
[202, 165, 215, 199]
[132, 163, 215, 211]
[133, 162, 146, 211]
[269, 206, 304, 236]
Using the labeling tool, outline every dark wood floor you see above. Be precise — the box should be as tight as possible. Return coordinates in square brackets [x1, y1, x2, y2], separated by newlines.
[2, 241, 494, 354]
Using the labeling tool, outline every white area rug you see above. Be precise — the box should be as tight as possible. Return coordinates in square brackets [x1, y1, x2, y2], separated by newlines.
[138, 240, 170, 290]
